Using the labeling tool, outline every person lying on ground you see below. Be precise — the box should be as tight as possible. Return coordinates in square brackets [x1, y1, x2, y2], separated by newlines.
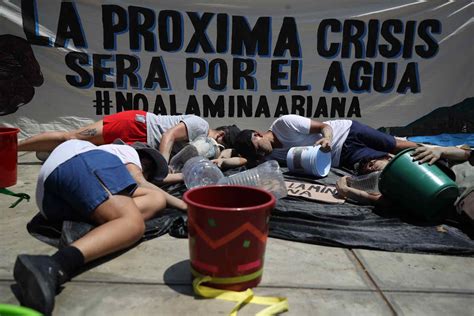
[233, 114, 417, 171]
[18, 110, 241, 163]
[336, 145, 473, 204]
[13, 139, 186, 315]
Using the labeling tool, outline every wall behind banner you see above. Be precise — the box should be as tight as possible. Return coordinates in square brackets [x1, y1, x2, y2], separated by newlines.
[0, 0, 472, 139]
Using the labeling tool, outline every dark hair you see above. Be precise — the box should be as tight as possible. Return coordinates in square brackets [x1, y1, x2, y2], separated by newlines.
[354, 156, 390, 175]
[215, 124, 241, 148]
[234, 129, 258, 160]
[113, 139, 168, 183]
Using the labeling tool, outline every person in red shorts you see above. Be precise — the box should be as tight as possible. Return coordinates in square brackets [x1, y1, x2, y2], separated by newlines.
[18, 110, 240, 164]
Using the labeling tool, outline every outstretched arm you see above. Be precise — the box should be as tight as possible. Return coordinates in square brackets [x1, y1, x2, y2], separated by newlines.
[159, 122, 189, 163]
[309, 120, 332, 152]
[411, 146, 472, 165]
[212, 157, 248, 170]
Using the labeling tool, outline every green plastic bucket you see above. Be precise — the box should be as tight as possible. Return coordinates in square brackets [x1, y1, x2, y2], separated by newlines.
[0, 304, 42, 316]
[379, 148, 459, 220]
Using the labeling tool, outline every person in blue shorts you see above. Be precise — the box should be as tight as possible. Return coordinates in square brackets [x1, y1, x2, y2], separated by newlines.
[12, 139, 186, 315]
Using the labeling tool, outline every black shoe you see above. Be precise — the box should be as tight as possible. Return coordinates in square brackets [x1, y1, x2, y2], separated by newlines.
[13, 255, 66, 315]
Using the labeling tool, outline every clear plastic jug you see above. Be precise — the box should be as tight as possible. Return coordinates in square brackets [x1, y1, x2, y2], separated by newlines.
[182, 156, 224, 189]
[347, 171, 381, 194]
[218, 160, 288, 199]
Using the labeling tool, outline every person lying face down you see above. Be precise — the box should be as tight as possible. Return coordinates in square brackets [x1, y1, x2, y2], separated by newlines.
[234, 114, 417, 170]
[13, 139, 186, 315]
[18, 111, 241, 164]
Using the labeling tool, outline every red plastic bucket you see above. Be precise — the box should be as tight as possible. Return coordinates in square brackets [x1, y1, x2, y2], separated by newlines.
[0, 127, 20, 188]
[184, 185, 276, 291]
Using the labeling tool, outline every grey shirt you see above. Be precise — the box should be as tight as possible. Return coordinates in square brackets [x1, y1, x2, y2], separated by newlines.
[145, 113, 209, 150]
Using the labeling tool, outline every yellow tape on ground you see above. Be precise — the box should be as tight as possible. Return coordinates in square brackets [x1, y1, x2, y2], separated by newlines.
[193, 275, 289, 316]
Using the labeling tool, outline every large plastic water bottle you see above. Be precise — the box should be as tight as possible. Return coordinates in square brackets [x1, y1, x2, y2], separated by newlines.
[217, 160, 288, 199]
[182, 156, 225, 189]
[347, 171, 381, 194]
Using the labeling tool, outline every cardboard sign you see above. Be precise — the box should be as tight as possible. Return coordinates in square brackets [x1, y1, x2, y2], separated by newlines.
[285, 181, 345, 204]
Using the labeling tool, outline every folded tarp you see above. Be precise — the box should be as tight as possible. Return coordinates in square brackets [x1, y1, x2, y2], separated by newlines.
[408, 133, 474, 147]
[27, 168, 474, 256]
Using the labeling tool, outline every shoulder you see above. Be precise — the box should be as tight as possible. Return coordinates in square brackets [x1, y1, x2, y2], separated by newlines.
[99, 144, 140, 163]
[273, 115, 310, 128]
[181, 115, 209, 132]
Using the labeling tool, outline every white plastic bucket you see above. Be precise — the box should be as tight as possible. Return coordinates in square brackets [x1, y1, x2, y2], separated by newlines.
[286, 146, 331, 177]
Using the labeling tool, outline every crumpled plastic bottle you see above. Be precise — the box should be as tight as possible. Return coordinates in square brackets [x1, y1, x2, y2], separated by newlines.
[182, 156, 224, 189]
[218, 160, 288, 199]
[347, 171, 381, 194]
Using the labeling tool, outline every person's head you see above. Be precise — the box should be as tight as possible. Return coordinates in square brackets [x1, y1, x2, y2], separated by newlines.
[130, 142, 169, 183]
[356, 156, 391, 175]
[113, 139, 169, 183]
[234, 129, 273, 161]
[208, 125, 241, 149]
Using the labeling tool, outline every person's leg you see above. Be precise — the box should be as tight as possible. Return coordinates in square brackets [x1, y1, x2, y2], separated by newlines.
[13, 193, 145, 315]
[136, 182, 187, 212]
[18, 120, 105, 152]
[71, 194, 145, 262]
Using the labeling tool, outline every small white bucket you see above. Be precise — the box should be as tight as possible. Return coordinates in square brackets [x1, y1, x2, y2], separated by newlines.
[286, 146, 331, 177]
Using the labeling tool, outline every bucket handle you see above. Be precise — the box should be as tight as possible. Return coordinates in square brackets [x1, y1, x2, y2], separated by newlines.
[193, 275, 289, 316]
[0, 188, 30, 208]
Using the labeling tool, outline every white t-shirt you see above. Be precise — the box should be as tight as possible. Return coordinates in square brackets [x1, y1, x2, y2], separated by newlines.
[146, 113, 209, 149]
[267, 115, 352, 167]
[36, 140, 141, 213]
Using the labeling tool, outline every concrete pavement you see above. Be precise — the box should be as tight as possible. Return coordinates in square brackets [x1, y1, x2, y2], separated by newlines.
[0, 152, 473, 315]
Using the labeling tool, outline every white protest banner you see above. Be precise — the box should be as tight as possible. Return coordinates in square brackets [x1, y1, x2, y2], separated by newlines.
[0, 0, 472, 138]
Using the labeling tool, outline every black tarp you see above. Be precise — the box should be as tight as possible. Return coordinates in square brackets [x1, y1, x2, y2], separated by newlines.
[27, 167, 474, 256]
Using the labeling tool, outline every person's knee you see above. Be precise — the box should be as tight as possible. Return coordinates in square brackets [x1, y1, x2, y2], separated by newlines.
[153, 191, 167, 211]
[125, 213, 146, 242]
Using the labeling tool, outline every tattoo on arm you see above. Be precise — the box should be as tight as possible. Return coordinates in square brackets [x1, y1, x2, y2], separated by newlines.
[78, 128, 97, 137]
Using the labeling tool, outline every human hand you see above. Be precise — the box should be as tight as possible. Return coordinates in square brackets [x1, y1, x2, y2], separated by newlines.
[335, 176, 350, 198]
[211, 158, 224, 168]
[315, 137, 331, 152]
[411, 146, 443, 165]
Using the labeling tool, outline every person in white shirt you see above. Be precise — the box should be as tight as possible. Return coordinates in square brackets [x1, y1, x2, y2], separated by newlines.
[234, 114, 417, 171]
[13, 139, 186, 315]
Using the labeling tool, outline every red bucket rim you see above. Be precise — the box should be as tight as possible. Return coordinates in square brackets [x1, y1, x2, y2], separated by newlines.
[183, 185, 276, 212]
[0, 127, 20, 134]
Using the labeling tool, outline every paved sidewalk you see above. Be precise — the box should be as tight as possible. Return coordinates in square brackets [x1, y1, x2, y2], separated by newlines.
[0, 153, 473, 315]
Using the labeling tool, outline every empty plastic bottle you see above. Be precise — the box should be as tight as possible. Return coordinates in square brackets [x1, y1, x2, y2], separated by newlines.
[346, 171, 381, 194]
[217, 160, 288, 199]
[182, 156, 224, 189]
[169, 144, 200, 173]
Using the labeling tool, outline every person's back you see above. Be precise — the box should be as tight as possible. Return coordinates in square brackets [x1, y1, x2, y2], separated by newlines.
[268, 115, 352, 167]
[145, 113, 209, 149]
